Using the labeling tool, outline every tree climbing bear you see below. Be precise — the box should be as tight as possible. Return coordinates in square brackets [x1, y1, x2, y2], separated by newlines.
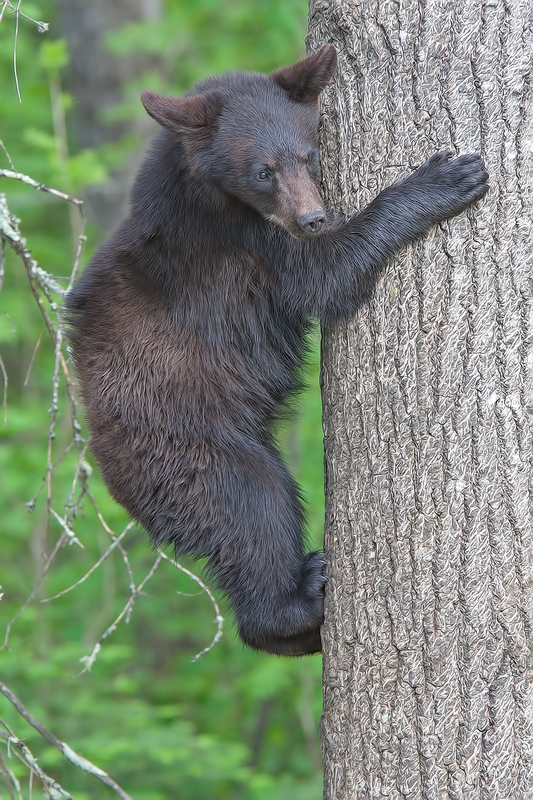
[65, 44, 488, 655]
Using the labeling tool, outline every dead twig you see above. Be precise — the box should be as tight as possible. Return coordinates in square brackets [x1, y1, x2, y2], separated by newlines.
[0, 684, 133, 799]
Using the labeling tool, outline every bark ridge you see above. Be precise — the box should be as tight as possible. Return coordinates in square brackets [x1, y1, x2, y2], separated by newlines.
[309, 1, 533, 797]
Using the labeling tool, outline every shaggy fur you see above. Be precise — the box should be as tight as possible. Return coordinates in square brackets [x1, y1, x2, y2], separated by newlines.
[65, 45, 488, 655]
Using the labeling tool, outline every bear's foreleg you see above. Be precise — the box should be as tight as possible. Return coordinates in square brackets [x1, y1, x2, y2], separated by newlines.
[284, 152, 489, 324]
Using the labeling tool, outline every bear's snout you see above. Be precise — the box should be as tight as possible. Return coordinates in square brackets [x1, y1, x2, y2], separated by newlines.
[298, 209, 326, 234]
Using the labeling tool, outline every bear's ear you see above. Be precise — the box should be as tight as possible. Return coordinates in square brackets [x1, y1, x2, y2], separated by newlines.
[270, 44, 337, 104]
[141, 90, 224, 140]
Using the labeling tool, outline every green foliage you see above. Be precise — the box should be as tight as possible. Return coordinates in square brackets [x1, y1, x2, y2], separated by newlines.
[105, 0, 307, 78]
[0, 2, 324, 798]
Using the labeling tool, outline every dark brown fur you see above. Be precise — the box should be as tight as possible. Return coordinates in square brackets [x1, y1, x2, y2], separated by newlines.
[65, 46, 488, 655]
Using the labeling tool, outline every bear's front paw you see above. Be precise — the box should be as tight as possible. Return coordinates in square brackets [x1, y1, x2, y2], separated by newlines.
[415, 151, 489, 218]
[299, 550, 326, 601]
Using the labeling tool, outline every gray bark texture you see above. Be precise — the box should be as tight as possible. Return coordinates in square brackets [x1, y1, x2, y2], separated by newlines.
[307, 1, 533, 798]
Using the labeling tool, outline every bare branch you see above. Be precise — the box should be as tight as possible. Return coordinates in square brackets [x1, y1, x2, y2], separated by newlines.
[0, 744, 21, 800]
[159, 551, 224, 661]
[0, 140, 16, 171]
[0, 1, 49, 101]
[0, 723, 74, 799]
[13, 1, 22, 102]
[0, 353, 7, 426]
[23, 330, 43, 387]
[0, 1, 48, 32]
[79, 554, 164, 674]
[49, 507, 84, 548]
[1, 534, 67, 650]
[0, 165, 87, 299]
[41, 523, 134, 602]
[0, 685, 133, 799]
[83, 485, 136, 592]
[0, 168, 83, 208]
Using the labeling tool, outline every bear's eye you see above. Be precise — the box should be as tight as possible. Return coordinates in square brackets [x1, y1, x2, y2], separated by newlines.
[257, 170, 270, 181]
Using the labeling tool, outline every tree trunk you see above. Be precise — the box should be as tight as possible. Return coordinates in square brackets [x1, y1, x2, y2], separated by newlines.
[308, 1, 533, 797]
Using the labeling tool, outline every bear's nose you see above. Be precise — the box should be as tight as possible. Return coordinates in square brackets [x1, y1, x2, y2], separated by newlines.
[298, 210, 326, 234]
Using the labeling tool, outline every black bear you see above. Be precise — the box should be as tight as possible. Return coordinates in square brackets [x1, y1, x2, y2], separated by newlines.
[65, 45, 488, 655]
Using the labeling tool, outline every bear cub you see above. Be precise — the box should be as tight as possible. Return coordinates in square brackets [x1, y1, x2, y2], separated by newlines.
[66, 45, 488, 655]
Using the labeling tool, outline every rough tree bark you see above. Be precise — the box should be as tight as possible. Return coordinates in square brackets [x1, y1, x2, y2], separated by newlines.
[307, 1, 533, 798]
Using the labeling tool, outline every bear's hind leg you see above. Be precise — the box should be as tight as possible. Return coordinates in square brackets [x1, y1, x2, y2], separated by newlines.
[207, 440, 325, 655]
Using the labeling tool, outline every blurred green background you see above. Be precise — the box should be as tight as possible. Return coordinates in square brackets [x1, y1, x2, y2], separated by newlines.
[0, 1, 326, 798]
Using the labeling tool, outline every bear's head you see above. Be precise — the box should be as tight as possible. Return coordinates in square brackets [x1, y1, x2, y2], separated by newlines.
[141, 45, 338, 239]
